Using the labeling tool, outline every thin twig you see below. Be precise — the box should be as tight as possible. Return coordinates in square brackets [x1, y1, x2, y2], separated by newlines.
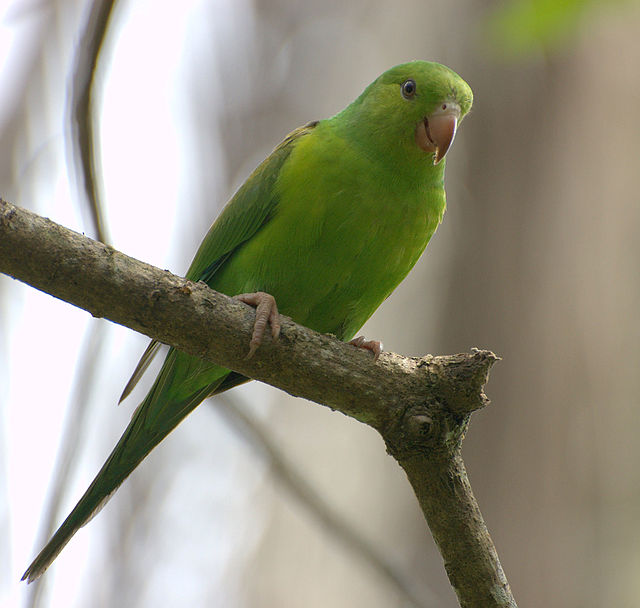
[70, 0, 119, 245]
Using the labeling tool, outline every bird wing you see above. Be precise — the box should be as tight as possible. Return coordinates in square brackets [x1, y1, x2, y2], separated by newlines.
[118, 121, 318, 401]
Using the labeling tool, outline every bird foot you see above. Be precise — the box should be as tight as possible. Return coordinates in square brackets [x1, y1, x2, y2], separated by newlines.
[348, 335, 383, 361]
[234, 291, 281, 358]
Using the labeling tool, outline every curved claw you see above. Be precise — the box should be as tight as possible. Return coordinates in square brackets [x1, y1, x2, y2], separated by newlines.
[348, 335, 383, 361]
[234, 291, 281, 358]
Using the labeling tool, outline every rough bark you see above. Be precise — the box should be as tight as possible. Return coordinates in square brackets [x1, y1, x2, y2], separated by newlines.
[0, 198, 516, 608]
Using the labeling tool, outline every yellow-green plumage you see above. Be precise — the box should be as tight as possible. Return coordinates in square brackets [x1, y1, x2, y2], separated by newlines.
[23, 60, 472, 581]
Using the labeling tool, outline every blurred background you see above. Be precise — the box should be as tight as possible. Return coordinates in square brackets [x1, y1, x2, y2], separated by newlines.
[1, 1, 639, 607]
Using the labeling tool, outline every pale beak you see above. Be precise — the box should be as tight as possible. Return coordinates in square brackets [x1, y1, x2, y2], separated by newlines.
[415, 103, 460, 165]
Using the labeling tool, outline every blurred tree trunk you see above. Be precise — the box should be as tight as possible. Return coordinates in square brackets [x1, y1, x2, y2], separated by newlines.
[443, 6, 640, 608]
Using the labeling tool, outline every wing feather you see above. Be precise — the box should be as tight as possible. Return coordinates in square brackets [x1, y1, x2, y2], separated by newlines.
[186, 121, 318, 283]
[119, 121, 318, 399]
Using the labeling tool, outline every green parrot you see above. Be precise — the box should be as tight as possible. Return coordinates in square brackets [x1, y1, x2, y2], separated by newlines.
[23, 60, 472, 581]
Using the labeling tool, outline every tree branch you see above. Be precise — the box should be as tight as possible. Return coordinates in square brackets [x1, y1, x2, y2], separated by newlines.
[0, 198, 516, 608]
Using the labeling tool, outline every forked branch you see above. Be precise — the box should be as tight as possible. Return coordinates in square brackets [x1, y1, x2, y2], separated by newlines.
[0, 198, 515, 608]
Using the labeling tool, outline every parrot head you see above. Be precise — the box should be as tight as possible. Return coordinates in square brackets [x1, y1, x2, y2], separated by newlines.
[337, 60, 473, 167]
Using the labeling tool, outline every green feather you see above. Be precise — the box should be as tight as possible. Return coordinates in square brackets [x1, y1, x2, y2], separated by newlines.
[23, 61, 472, 582]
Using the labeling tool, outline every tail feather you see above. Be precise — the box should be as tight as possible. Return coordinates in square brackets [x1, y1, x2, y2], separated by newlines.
[22, 349, 228, 582]
[119, 339, 162, 404]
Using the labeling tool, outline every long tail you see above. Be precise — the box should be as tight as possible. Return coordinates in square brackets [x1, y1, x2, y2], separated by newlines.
[22, 349, 230, 582]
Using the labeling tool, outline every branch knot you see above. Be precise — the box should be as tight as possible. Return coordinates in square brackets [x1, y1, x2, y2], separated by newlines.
[384, 402, 470, 461]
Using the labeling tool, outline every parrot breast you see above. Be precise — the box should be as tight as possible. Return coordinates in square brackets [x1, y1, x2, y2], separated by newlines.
[210, 122, 446, 340]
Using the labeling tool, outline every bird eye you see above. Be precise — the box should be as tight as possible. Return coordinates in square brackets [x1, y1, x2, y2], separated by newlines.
[401, 79, 416, 99]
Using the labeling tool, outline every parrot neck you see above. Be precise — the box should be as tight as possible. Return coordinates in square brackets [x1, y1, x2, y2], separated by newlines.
[328, 105, 446, 183]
